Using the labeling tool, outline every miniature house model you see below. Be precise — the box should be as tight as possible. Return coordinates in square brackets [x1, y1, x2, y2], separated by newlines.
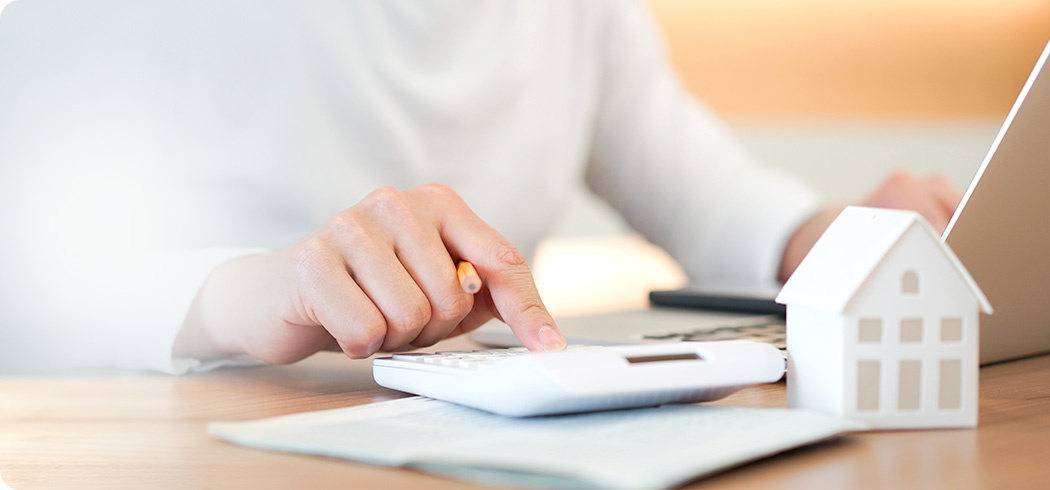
[776, 207, 992, 429]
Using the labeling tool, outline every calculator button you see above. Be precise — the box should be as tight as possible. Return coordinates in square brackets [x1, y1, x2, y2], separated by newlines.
[385, 345, 605, 370]
[456, 360, 493, 369]
[391, 353, 429, 362]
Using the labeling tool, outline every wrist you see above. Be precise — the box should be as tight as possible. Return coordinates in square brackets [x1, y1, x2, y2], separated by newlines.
[175, 254, 268, 360]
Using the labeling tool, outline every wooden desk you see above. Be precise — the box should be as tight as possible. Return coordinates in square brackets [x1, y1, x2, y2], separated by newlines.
[2, 338, 1049, 490]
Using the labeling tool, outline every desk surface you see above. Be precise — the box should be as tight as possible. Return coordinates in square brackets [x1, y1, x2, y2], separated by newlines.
[2, 337, 1050, 490]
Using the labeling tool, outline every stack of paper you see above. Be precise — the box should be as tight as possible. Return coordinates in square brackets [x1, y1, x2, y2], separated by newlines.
[209, 397, 864, 490]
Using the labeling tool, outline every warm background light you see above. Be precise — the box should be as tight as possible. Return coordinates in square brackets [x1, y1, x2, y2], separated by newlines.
[648, 0, 1050, 119]
[538, 1, 1050, 316]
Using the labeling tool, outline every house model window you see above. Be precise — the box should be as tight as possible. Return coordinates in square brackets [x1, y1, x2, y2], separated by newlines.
[900, 318, 923, 343]
[858, 318, 882, 343]
[902, 270, 920, 294]
[941, 318, 964, 342]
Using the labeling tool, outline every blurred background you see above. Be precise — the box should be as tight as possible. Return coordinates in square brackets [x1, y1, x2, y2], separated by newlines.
[537, 0, 1050, 315]
[3, 0, 1047, 316]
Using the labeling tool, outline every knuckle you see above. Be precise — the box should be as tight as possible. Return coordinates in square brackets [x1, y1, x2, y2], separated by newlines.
[432, 292, 473, 323]
[416, 183, 465, 207]
[389, 295, 432, 334]
[367, 185, 402, 202]
[491, 240, 527, 268]
[363, 186, 413, 216]
[418, 182, 455, 198]
[519, 300, 548, 318]
[325, 211, 368, 242]
[362, 315, 388, 345]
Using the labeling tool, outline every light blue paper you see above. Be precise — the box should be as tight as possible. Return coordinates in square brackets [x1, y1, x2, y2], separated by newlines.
[209, 397, 864, 490]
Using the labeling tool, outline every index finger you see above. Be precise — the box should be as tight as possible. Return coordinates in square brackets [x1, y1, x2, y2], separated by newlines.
[416, 186, 565, 351]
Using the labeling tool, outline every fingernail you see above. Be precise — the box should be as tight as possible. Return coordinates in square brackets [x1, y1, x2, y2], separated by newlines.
[538, 325, 566, 351]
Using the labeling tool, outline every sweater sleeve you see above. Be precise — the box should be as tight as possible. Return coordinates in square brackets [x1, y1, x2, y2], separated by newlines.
[0, 248, 270, 375]
[585, 0, 824, 290]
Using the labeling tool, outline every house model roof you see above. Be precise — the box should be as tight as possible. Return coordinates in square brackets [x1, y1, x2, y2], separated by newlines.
[775, 206, 993, 314]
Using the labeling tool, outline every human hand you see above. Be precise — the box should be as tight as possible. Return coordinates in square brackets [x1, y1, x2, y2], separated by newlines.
[858, 170, 962, 233]
[178, 184, 566, 364]
[778, 170, 963, 282]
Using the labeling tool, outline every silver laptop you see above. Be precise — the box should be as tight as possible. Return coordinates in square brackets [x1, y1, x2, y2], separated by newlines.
[472, 38, 1050, 366]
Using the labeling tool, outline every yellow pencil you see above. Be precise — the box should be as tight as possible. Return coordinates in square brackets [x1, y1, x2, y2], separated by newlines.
[457, 260, 482, 294]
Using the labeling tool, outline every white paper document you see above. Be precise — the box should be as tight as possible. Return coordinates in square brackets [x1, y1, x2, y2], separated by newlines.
[209, 397, 864, 490]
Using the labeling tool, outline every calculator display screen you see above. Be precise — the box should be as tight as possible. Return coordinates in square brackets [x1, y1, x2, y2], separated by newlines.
[624, 353, 702, 364]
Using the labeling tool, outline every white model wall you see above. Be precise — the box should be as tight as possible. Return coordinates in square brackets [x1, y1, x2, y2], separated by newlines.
[843, 225, 979, 428]
[786, 305, 846, 415]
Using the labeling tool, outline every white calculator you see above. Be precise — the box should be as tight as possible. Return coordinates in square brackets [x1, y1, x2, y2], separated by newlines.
[372, 341, 786, 417]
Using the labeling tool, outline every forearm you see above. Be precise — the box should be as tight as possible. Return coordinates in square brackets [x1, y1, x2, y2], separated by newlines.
[778, 205, 845, 283]
[174, 258, 255, 362]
